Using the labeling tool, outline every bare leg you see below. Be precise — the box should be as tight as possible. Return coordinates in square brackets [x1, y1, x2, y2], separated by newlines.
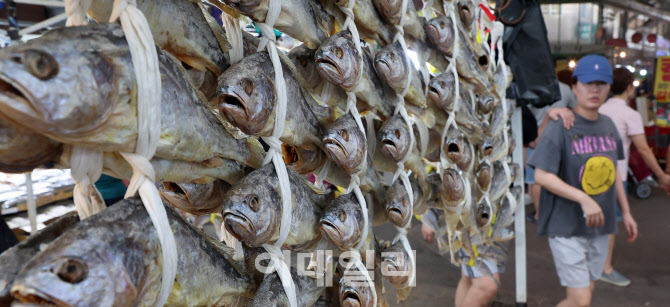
[603, 234, 615, 274]
[455, 275, 472, 307]
[557, 282, 594, 307]
[460, 273, 500, 307]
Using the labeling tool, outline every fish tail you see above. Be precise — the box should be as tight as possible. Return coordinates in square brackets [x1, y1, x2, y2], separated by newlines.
[245, 138, 265, 169]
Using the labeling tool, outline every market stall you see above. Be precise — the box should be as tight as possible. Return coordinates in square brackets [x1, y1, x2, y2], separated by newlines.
[0, 0, 523, 306]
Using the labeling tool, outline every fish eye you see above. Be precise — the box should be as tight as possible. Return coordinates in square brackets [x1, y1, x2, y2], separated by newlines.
[334, 47, 344, 59]
[394, 129, 401, 139]
[339, 129, 350, 142]
[24, 49, 58, 80]
[245, 194, 261, 212]
[241, 78, 254, 95]
[439, 21, 446, 29]
[337, 210, 347, 222]
[53, 257, 88, 284]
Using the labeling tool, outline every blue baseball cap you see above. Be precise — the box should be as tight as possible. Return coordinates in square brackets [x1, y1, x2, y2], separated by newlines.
[573, 55, 612, 84]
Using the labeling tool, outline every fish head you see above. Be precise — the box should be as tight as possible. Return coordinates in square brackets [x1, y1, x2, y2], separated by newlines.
[381, 242, 411, 287]
[442, 168, 465, 205]
[374, 41, 409, 91]
[159, 182, 191, 212]
[217, 54, 275, 135]
[288, 44, 323, 90]
[160, 181, 227, 215]
[222, 0, 265, 16]
[378, 114, 411, 163]
[222, 167, 280, 247]
[11, 224, 148, 306]
[338, 266, 375, 307]
[323, 114, 366, 174]
[315, 31, 361, 91]
[443, 125, 472, 170]
[477, 94, 497, 114]
[426, 16, 455, 55]
[476, 161, 492, 191]
[373, 0, 403, 22]
[457, 0, 476, 29]
[476, 198, 492, 227]
[384, 180, 412, 228]
[427, 72, 456, 112]
[282, 143, 327, 174]
[320, 194, 363, 250]
[0, 24, 127, 139]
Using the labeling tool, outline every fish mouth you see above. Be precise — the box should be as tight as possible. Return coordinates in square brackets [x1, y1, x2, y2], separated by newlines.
[323, 136, 347, 163]
[477, 212, 490, 227]
[222, 210, 254, 242]
[0, 75, 39, 124]
[340, 289, 362, 307]
[445, 141, 461, 160]
[375, 58, 392, 76]
[319, 219, 343, 244]
[315, 56, 342, 78]
[458, 2, 473, 26]
[218, 91, 249, 121]
[482, 143, 494, 156]
[386, 206, 405, 225]
[380, 137, 399, 160]
[426, 24, 440, 43]
[427, 84, 447, 107]
[11, 285, 68, 307]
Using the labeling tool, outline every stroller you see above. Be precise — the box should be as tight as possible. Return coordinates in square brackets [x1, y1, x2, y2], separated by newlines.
[627, 146, 657, 199]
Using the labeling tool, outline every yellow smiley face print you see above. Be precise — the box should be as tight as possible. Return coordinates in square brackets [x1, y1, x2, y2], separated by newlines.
[580, 155, 616, 195]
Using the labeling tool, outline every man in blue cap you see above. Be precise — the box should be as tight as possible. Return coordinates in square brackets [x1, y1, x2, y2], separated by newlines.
[529, 55, 638, 307]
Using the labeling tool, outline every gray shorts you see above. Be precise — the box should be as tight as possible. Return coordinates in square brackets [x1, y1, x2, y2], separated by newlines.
[548, 235, 610, 288]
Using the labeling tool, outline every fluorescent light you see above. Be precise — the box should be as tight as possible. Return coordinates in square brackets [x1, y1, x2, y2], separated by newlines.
[569, 60, 576, 68]
[626, 65, 636, 73]
[633, 80, 640, 87]
[640, 69, 648, 76]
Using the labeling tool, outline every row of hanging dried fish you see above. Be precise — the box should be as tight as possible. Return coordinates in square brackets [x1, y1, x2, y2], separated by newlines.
[0, 0, 519, 306]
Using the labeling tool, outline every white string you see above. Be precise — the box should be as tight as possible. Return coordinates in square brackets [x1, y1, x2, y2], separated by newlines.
[64, 0, 108, 220]
[363, 112, 377, 158]
[108, 1, 176, 306]
[336, 2, 374, 305]
[251, 1, 296, 306]
[64, 0, 91, 26]
[70, 146, 105, 219]
[222, 13, 244, 64]
[414, 116, 429, 158]
[422, 0, 435, 19]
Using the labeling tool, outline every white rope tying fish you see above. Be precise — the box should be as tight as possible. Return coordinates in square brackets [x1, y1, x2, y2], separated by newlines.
[222, 14, 244, 64]
[250, 1, 296, 306]
[337, 1, 375, 305]
[70, 146, 105, 219]
[65, 0, 176, 305]
[64, 0, 91, 26]
[108, 1, 177, 306]
[64, 0, 107, 221]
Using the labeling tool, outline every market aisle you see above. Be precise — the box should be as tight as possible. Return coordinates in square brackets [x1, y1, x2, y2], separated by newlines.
[378, 188, 670, 306]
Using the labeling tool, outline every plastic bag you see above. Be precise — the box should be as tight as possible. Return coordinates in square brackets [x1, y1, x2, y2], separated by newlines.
[497, 0, 561, 108]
